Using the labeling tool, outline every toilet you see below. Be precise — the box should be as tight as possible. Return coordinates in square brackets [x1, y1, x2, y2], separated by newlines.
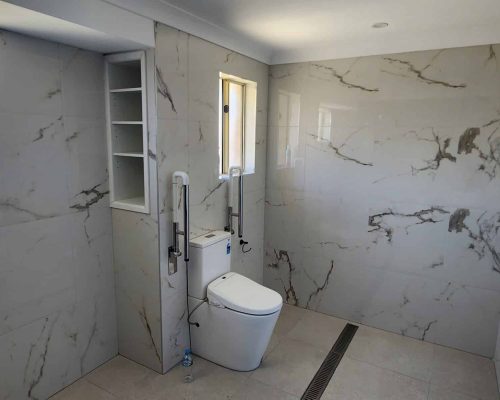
[187, 230, 283, 371]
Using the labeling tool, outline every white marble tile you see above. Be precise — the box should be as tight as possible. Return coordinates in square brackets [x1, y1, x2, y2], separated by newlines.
[265, 44, 500, 359]
[59, 46, 105, 119]
[0, 112, 70, 226]
[0, 30, 115, 400]
[155, 23, 269, 372]
[0, 30, 62, 116]
[112, 210, 162, 373]
[0, 215, 75, 335]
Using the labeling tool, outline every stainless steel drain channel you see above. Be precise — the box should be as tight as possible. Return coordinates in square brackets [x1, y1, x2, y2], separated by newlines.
[301, 323, 358, 400]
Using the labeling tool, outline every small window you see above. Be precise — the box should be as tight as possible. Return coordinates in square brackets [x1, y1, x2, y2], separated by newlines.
[317, 106, 332, 143]
[219, 73, 256, 176]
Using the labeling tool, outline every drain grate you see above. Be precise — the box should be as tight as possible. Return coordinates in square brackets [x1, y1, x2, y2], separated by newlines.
[301, 323, 358, 400]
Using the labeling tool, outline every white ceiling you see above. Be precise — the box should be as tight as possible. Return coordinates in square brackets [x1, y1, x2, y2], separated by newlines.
[0, 0, 154, 53]
[2, 0, 500, 63]
[147, 0, 500, 64]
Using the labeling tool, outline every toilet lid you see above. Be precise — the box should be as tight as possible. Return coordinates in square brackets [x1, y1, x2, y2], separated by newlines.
[207, 272, 283, 315]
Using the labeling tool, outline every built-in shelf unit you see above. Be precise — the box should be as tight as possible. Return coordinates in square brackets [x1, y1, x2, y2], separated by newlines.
[105, 51, 149, 213]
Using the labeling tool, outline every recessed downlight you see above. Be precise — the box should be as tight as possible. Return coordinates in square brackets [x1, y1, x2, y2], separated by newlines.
[372, 22, 389, 29]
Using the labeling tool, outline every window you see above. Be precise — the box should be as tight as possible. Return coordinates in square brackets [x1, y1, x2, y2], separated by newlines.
[317, 106, 332, 143]
[277, 90, 300, 169]
[219, 73, 256, 176]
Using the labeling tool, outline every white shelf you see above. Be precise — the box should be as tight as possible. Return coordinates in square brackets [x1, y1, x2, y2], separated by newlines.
[106, 51, 149, 214]
[112, 197, 146, 213]
[113, 152, 144, 158]
[112, 121, 143, 125]
[110, 87, 142, 93]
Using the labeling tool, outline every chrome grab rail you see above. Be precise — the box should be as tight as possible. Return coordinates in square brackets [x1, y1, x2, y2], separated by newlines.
[225, 166, 243, 238]
[169, 171, 190, 262]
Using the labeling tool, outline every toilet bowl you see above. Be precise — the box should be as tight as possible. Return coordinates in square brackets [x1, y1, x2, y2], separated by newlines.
[187, 231, 282, 371]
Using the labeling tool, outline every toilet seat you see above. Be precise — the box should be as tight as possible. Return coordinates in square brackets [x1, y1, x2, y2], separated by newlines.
[208, 272, 282, 315]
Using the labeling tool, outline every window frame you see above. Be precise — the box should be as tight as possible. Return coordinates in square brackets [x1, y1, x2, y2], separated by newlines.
[221, 78, 246, 175]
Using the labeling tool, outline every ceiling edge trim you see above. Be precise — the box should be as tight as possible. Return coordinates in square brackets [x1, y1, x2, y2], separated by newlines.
[103, 0, 273, 64]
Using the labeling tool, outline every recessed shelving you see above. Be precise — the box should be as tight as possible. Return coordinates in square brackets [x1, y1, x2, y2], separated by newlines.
[113, 152, 144, 158]
[105, 51, 149, 214]
[110, 87, 142, 93]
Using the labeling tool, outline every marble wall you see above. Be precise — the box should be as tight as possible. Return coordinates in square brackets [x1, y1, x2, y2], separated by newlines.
[111, 49, 163, 373]
[264, 44, 500, 357]
[155, 23, 268, 371]
[0, 30, 117, 399]
[496, 322, 500, 392]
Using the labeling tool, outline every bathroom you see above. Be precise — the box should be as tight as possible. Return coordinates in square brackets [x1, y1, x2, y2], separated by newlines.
[0, 0, 499, 399]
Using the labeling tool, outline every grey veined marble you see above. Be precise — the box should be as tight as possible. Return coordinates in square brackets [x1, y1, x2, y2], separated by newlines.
[264, 44, 500, 357]
[0, 30, 116, 399]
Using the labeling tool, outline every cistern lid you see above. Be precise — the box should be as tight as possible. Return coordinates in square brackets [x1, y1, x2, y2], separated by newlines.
[207, 272, 283, 315]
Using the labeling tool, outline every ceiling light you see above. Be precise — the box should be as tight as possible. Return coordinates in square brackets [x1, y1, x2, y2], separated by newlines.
[372, 22, 389, 29]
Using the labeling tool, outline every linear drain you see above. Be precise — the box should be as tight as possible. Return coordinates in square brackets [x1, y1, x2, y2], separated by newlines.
[301, 323, 358, 400]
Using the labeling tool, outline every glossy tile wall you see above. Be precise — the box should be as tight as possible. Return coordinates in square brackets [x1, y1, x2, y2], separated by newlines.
[111, 49, 163, 373]
[155, 23, 268, 371]
[496, 323, 500, 392]
[264, 44, 500, 357]
[0, 30, 117, 399]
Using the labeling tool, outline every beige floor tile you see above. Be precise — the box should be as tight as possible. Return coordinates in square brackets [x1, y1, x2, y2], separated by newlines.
[430, 345, 499, 400]
[323, 356, 428, 400]
[230, 378, 299, 400]
[85, 356, 158, 398]
[287, 309, 348, 351]
[250, 337, 327, 397]
[141, 356, 249, 400]
[263, 332, 282, 359]
[50, 379, 116, 400]
[428, 387, 480, 400]
[273, 304, 308, 337]
[346, 325, 434, 381]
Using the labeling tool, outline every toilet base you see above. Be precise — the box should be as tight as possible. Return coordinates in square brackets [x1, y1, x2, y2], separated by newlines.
[188, 297, 281, 371]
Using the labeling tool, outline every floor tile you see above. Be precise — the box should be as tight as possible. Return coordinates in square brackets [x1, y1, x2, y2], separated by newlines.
[50, 379, 116, 400]
[273, 304, 308, 337]
[322, 356, 429, 400]
[85, 356, 156, 398]
[428, 387, 480, 400]
[346, 324, 434, 381]
[430, 345, 499, 400]
[135, 356, 249, 400]
[250, 337, 327, 397]
[287, 309, 348, 351]
[230, 378, 299, 400]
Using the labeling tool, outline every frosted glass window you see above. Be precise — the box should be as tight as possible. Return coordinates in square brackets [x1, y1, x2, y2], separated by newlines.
[318, 107, 332, 142]
[222, 79, 244, 174]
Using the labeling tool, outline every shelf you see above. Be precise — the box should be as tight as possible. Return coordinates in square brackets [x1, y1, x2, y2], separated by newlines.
[110, 87, 142, 93]
[106, 51, 149, 214]
[112, 196, 146, 213]
[112, 121, 143, 125]
[113, 152, 144, 158]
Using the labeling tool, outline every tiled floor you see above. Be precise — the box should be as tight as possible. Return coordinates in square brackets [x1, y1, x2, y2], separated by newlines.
[50, 305, 499, 400]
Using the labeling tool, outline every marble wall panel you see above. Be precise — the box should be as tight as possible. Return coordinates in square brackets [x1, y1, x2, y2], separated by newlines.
[265, 44, 500, 357]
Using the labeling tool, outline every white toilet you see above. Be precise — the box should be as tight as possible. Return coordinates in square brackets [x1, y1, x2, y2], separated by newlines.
[187, 230, 283, 371]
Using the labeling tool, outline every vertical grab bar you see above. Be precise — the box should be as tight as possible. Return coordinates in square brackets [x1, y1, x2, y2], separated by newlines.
[225, 166, 243, 238]
[238, 173, 243, 238]
[169, 171, 189, 263]
[182, 184, 189, 261]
